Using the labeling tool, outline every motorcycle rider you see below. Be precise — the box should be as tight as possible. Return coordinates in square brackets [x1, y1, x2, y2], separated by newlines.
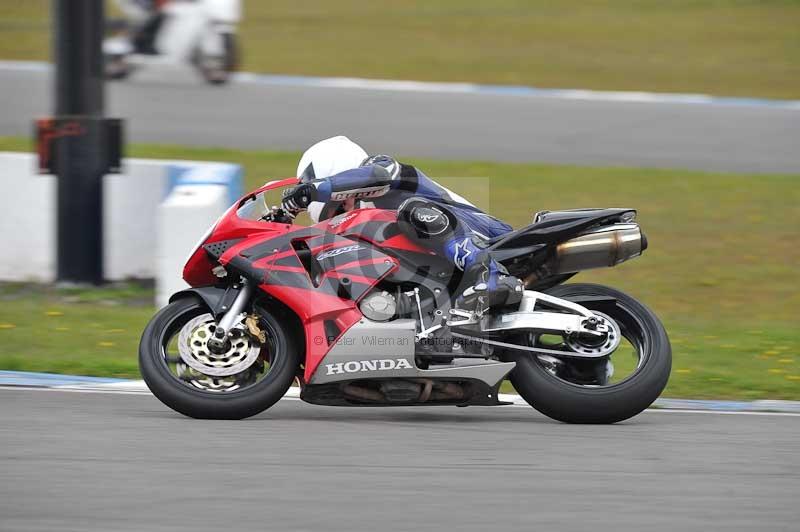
[113, 0, 170, 55]
[281, 136, 523, 310]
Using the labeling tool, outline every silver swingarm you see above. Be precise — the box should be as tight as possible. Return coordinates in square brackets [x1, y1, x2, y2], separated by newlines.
[450, 331, 608, 359]
[483, 290, 596, 336]
[448, 290, 620, 359]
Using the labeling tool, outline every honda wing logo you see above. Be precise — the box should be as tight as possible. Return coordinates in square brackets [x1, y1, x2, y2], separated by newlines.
[316, 244, 363, 262]
[325, 358, 414, 375]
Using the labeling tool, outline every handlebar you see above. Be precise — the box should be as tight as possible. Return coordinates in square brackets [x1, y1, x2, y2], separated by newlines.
[259, 206, 296, 224]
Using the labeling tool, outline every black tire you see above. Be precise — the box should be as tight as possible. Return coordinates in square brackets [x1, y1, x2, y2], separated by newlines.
[139, 297, 300, 419]
[104, 54, 131, 80]
[222, 33, 239, 73]
[198, 33, 238, 85]
[507, 283, 671, 424]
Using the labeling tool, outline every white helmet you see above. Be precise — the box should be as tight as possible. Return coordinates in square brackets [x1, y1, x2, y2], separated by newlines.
[296, 135, 368, 183]
[296, 136, 368, 222]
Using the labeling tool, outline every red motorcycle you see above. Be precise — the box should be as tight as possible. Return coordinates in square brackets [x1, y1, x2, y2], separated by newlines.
[139, 177, 671, 422]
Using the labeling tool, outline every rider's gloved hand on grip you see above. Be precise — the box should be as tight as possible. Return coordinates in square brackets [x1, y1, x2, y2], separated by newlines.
[281, 183, 317, 213]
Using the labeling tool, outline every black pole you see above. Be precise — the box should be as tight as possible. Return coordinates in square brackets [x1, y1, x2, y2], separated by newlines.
[53, 0, 106, 283]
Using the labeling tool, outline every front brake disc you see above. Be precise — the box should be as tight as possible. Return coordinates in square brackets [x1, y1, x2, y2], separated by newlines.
[177, 313, 261, 377]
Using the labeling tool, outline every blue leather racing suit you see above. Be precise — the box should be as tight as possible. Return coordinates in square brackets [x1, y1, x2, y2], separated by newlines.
[307, 163, 514, 296]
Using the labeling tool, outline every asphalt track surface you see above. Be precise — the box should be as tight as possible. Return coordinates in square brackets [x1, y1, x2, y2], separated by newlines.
[1, 387, 798, 532]
[1, 65, 799, 174]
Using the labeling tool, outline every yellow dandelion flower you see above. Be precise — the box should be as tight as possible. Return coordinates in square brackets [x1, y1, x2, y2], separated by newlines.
[768, 368, 786, 374]
[97, 341, 115, 348]
[675, 369, 692, 374]
[45, 311, 64, 317]
[54, 327, 70, 332]
[786, 376, 800, 381]
[778, 359, 794, 364]
[0, 323, 17, 329]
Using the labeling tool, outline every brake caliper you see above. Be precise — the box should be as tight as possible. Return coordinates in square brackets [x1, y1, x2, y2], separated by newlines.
[245, 314, 266, 344]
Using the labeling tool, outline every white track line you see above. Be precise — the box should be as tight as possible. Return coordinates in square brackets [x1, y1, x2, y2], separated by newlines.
[643, 408, 800, 417]
[2, 385, 799, 417]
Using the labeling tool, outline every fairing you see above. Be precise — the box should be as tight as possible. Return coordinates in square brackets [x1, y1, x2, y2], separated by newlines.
[182, 180, 410, 381]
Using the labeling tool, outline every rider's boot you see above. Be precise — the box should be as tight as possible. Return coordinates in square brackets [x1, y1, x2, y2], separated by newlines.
[455, 250, 524, 311]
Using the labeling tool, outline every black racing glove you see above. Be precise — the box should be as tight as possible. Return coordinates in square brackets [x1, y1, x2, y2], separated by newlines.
[281, 183, 317, 213]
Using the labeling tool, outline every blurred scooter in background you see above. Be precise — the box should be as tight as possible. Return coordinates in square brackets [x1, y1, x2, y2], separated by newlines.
[104, 0, 241, 85]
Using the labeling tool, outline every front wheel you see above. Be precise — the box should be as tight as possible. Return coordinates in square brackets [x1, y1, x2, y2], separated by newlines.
[507, 283, 671, 423]
[139, 297, 300, 419]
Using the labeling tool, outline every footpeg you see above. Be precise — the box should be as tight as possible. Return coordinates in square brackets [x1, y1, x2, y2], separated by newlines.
[447, 308, 479, 326]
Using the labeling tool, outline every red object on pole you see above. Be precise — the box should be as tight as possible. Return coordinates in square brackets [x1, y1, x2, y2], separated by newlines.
[37, 0, 123, 284]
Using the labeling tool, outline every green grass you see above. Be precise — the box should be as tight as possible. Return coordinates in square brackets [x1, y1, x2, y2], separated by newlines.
[0, 282, 153, 378]
[2, 1, 799, 98]
[1, 136, 799, 399]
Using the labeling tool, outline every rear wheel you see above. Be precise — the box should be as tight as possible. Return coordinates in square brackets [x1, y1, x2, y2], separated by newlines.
[104, 54, 131, 80]
[197, 33, 238, 85]
[507, 283, 671, 423]
[139, 297, 300, 419]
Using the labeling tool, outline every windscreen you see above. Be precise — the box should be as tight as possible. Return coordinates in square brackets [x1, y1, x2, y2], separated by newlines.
[235, 191, 270, 221]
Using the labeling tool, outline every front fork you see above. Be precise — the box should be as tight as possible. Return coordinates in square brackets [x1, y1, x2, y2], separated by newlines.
[207, 279, 253, 351]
